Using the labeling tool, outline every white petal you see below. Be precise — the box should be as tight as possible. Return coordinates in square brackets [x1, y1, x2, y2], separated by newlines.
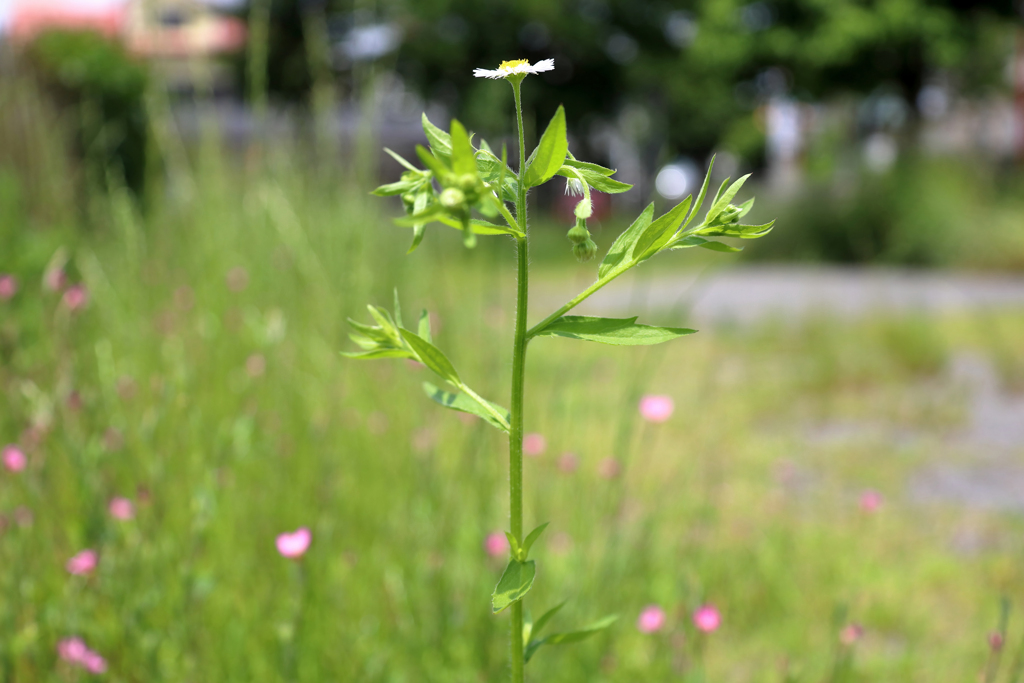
[473, 68, 506, 79]
[526, 58, 555, 74]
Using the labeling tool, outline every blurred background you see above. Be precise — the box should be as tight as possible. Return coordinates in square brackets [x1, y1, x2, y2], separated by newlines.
[2, 1, 1024, 681]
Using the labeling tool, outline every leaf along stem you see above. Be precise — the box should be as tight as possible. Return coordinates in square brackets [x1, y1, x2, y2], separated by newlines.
[508, 77, 529, 683]
[526, 265, 632, 340]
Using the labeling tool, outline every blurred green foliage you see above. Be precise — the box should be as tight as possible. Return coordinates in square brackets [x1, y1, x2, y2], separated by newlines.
[250, 0, 1021, 159]
[24, 30, 150, 195]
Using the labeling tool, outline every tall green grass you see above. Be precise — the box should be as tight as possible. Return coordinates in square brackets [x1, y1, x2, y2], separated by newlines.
[3, 79, 1024, 683]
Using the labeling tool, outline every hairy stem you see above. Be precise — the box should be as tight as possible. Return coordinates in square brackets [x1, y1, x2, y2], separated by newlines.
[509, 77, 529, 683]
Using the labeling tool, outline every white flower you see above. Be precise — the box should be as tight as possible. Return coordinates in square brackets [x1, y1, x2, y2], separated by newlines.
[564, 178, 585, 196]
[473, 58, 555, 80]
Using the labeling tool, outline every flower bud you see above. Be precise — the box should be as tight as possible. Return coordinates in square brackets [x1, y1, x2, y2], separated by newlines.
[439, 187, 466, 209]
[717, 204, 743, 224]
[573, 237, 598, 263]
[567, 217, 590, 246]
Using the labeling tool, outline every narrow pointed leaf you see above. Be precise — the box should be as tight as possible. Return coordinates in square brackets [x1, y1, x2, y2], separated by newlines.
[531, 601, 567, 642]
[535, 316, 696, 346]
[634, 195, 692, 260]
[704, 174, 751, 225]
[699, 220, 775, 239]
[435, 216, 522, 237]
[422, 382, 510, 432]
[371, 180, 415, 196]
[521, 522, 549, 558]
[449, 120, 477, 176]
[680, 156, 715, 232]
[544, 615, 619, 645]
[415, 145, 449, 177]
[422, 113, 452, 159]
[406, 192, 430, 253]
[504, 532, 522, 559]
[598, 204, 654, 279]
[523, 106, 568, 188]
[563, 158, 616, 176]
[417, 309, 431, 343]
[341, 348, 413, 360]
[492, 559, 536, 613]
[384, 147, 419, 172]
[670, 235, 743, 253]
[400, 330, 460, 384]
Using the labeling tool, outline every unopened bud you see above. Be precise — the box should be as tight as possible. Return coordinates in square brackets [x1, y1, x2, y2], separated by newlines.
[573, 237, 598, 263]
[439, 187, 466, 209]
[717, 204, 743, 224]
[567, 218, 590, 246]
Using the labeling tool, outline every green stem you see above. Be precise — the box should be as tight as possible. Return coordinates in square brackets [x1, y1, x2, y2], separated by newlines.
[526, 267, 630, 339]
[509, 77, 529, 683]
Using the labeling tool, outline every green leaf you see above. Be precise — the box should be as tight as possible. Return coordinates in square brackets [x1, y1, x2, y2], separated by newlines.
[633, 195, 693, 260]
[341, 348, 413, 360]
[704, 174, 751, 225]
[558, 166, 632, 194]
[436, 216, 522, 237]
[521, 522, 549, 558]
[504, 532, 521, 558]
[598, 203, 654, 279]
[531, 601, 567, 642]
[392, 289, 403, 329]
[417, 309, 431, 343]
[679, 156, 715, 233]
[415, 145, 450, 178]
[421, 113, 452, 159]
[525, 615, 618, 663]
[699, 220, 775, 239]
[371, 179, 414, 196]
[394, 204, 448, 228]
[563, 158, 616, 176]
[535, 316, 696, 346]
[400, 330, 460, 384]
[523, 105, 568, 188]
[384, 147, 419, 172]
[406, 192, 430, 254]
[670, 235, 743, 253]
[492, 559, 536, 613]
[449, 119, 477, 176]
[422, 382, 510, 432]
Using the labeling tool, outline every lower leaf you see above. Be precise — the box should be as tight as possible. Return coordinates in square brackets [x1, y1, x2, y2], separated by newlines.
[491, 559, 536, 614]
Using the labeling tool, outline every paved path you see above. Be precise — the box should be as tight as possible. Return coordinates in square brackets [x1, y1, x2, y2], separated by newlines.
[540, 266, 1024, 325]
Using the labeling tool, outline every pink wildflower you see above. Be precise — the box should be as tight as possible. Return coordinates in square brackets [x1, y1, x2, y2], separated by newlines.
[276, 527, 311, 558]
[637, 605, 666, 633]
[3, 445, 26, 472]
[484, 532, 509, 557]
[557, 452, 579, 474]
[597, 457, 621, 479]
[45, 267, 67, 292]
[0, 274, 17, 300]
[108, 497, 135, 521]
[990, 631, 1005, 651]
[62, 285, 88, 311]
[66, 549, 98, 575]
[523, 433, 546, 457]
[860, 489, 883, 512]
[57, 637, 87, 663]
[693, 604, 721, 632]
[81, 650, 107, 674]
[840, 623, 864, 646]
[639, 395, 674, 423]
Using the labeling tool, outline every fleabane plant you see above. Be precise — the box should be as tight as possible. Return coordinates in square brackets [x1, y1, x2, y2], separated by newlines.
[346, 58, 774, 682]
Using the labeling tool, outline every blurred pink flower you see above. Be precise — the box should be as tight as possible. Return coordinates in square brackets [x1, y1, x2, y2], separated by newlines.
[3, 445, 26, 472]
[45, 267, 67, 292]
[639, 395, 674, 423]
[57, 637, 87, 663]
[557, 452, 579, 474]
[276, 527, 311, 558]
[62, 285, 88, 311]
[226, 266, 249, 292]
[860, 489, 883, 512]
[108, 497, 135, 521]
[66, 549, 98, 575]
[523, 433, 546, 457]
[81, 650, 107, 674]
[484, 532, 509, 557]
[0, 274, 17, 300]
[840, 623, 864, 646]
[597, 457, 621, 480]
[245, 353, 266, 378]
[637, 605, 666, 633]
[990, 631, 1005, 651]
[693, 605, 721, 632]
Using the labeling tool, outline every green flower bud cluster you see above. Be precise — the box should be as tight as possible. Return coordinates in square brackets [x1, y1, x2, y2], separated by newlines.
[567, 216, 598, 262]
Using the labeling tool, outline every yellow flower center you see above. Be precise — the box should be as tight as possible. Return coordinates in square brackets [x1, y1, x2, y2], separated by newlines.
[499, 59, 530, 71]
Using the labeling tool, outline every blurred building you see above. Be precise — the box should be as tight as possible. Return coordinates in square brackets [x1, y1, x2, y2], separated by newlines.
[4, 0, 245, 91]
